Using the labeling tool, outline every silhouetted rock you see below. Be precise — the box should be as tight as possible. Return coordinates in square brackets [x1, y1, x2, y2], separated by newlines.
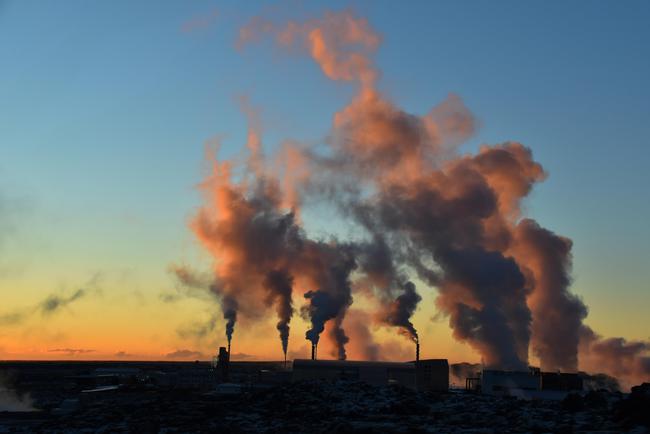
[614, 383, 650, 429]
[561, 393, 584, 412]
[584, 390, 608, 408]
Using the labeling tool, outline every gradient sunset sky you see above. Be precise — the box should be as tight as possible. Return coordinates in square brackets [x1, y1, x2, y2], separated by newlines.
[1, 0, 649, 363]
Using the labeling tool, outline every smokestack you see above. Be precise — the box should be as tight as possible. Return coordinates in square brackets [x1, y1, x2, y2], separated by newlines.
[227, 339, 231, 361]
[217, 346, 230, 382]
[416, 339, 420, 363]
[311, 343, 316, 360]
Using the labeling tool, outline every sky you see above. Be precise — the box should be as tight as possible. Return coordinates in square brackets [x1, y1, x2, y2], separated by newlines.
[0, 0, 649, 363]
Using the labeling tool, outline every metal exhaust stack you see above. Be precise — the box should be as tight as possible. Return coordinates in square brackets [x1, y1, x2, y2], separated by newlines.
[415, 338, 420, 391]
[217, 346, 230, 382]
[311, 343, 317, 360]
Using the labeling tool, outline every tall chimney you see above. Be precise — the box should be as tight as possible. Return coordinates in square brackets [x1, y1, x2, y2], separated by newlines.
[227, 340, 231, 361]
[311, 343, 316, 360]
[416, 339, 420, 363]
[217, 346, 230, 382]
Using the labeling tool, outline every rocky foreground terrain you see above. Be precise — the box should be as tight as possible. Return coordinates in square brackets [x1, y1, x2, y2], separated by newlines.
[1, 380, 649, 433]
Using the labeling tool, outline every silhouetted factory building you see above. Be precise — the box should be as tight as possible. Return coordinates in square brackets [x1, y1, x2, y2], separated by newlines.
[292, 359, 449, 392]
[541, 371, 583, 391]
[478, 368, 583, 399]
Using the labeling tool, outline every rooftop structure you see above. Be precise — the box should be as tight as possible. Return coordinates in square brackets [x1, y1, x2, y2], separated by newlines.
[292, 359, 448, 392]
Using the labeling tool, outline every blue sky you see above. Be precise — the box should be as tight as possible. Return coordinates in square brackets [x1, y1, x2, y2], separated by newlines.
[1, 0, 649, 357]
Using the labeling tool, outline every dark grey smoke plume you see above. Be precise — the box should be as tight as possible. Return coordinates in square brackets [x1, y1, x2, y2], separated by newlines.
[436, 247, 530, 370]
[353, 235, 423, 346]
[303, 291, 333, 347]
[379, 281, 421, 342]
[263, 269, 294, 357]
[303, 286, 352, 359]
[333, 144, 538, 369]
[328, 312, 350, 360]
[301, 243, 356, 359]
[221, 294, 238, 349]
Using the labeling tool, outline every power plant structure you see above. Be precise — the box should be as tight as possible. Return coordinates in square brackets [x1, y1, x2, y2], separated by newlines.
[212, 339, 582, 399]
[292, 358, 449, 392]
[465, 366, 584, 399]
[214, 339, 448, 392]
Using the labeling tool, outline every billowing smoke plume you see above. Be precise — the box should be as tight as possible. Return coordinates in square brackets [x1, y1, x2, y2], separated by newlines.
[263, 269, 293, 357]
[353, 234, 423, 345]
[189, 109, 356, 358]
[181, 9, 649, 381]
[190, 154, 301, 356]
[234, 10, 534, 367]
[301, 242, 356, 358]
[221, 295, 238, 349]
[509, 218, 650, 387]
[510, 219, 587, 372]
[378, 281, 421, 343]
[579, 326, 650, 389]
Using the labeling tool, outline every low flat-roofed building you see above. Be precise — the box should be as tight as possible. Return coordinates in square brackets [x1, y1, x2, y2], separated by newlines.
[479, 369, 584, 400]
[481, 370, 540, 397]
[541, 372, 583, 391]
[417, 359, 449, 392]
[292, 359, 448, 391]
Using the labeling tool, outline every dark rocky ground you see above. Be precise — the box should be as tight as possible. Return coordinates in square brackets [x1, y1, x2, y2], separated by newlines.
[1, 361, 649, 433]
[1, 380, 649, 433]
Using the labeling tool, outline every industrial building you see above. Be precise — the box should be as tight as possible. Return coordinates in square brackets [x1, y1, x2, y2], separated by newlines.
[292, 359, 449, 392]
[475, 368, 584, 399]
[481, 369, 540, 398]
[212, 346, 584, 400]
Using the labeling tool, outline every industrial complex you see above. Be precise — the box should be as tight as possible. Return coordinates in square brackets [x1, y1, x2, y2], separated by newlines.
[1, 357, 647, 433]
[211, 345, 583, 399]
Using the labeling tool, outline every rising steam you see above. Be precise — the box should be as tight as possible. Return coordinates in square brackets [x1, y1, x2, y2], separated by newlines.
[181, 9, 650, 386]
